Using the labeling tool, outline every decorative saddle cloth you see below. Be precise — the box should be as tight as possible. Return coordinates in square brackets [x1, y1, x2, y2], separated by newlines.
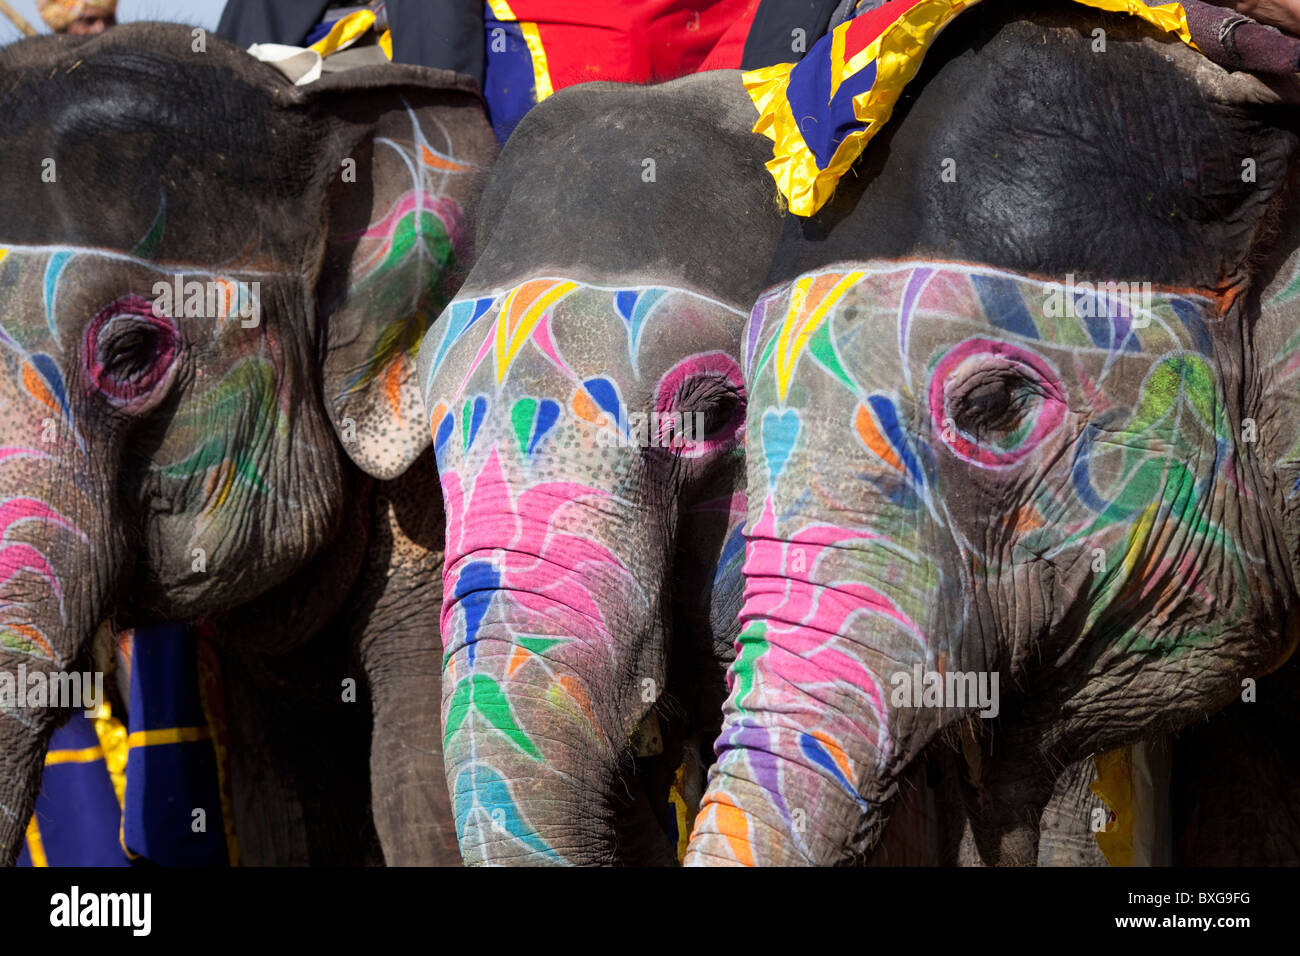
[747, 0, 1300, 216]
[19, 624, 234, 867]
[217, 1, 850, 141]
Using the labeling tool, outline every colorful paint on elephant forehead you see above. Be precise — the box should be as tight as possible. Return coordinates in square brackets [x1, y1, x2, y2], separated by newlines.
[746, 268, 935, 509]
[0, 324, 78, 442]
[425, 280, 744, 399]
[768, 270, 865, 405]
[752, 261, 1214, 383]
[750, 264, 1220, 483]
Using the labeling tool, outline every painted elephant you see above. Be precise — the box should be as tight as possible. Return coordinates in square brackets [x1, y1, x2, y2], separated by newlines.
[0, 23, 496, 865]
[685, 4, 1300, 865]
[416, 72, 786, 864]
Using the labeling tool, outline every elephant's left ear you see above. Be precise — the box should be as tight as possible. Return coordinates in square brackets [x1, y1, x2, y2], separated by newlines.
[300, 65, 496, 480]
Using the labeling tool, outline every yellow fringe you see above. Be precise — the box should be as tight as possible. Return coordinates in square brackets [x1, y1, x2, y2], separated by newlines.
[1090, 748, 1134, 866]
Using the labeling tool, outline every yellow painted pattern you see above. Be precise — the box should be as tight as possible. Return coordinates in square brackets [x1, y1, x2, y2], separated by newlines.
[494, 279, 578, 384]
[1124, 501, 1159, 577]
[774, 271, 864, 402]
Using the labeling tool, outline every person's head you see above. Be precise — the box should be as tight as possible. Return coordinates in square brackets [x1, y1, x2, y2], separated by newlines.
[38, 0, 117, 35]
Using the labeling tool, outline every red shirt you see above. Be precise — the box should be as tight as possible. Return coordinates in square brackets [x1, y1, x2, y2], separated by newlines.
[499, 0, 761, 89]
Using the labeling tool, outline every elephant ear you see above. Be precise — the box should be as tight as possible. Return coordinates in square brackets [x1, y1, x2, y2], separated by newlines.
[302, 65, 496, 479]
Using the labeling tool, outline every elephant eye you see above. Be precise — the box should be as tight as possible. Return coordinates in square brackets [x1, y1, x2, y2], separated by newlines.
[84, 295, 180, 405]
[654, 352, 747, 458]
[687, 379, 744, 440]
[949, 370, 1033, 441]
[663, 374, 745, 455]
[930, 340, 1066, 468]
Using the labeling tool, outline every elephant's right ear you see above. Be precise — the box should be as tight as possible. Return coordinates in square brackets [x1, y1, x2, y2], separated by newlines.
[299, 65, 496, 480]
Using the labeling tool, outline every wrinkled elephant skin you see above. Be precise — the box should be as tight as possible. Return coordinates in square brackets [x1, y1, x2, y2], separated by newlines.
[418, 71, 785, 864]
[687, 6, 1300, 865]
[0, 23, 496, 865]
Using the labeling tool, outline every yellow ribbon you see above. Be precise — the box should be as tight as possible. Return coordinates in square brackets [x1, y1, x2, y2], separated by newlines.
[309, 9, 393, 62]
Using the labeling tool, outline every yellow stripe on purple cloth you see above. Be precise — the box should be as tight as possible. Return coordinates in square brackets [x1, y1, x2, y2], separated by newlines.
[487, 0, 555, 100]
[44, 744, 105, 765]
[25, 817, 47, 867]
[126, 725, 211, 749]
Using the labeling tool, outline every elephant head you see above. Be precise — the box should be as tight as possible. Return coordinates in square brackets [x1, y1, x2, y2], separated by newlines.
[0, 23, 495, 864]
[417, 72, 784, 864]
[686, 6, 1300, 865]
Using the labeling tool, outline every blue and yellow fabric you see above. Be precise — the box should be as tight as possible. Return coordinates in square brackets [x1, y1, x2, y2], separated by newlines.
[479, 0, 791, 145]
[302, 5, 394, 60]
[745, 0, 1201, 216]
[482, 0, 555, 144]
[17, 706, 127, 867]
[19, 623, 235, 867]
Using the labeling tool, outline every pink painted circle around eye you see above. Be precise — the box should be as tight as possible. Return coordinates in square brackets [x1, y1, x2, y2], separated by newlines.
[83, 294, 179, 405]
[654, 350, 745, 458]
[928, 338, 1065, 467]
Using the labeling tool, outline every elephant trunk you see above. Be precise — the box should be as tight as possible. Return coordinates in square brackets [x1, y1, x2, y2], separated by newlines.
[685, 496, 954, 865]
[0, 698, 50, 863]
[439, 455, 673, 864]
[0, 489, 110, 864]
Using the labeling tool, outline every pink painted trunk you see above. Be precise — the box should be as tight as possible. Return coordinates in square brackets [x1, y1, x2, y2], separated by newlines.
[686, 497, 948, 865]
[437, 449, 672, 864]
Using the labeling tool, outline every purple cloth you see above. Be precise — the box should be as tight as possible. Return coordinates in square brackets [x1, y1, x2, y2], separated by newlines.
[1180, 0, 1300, 73]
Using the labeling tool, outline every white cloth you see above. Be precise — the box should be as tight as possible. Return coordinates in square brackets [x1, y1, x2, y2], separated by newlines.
[246, 43, 324, 86]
